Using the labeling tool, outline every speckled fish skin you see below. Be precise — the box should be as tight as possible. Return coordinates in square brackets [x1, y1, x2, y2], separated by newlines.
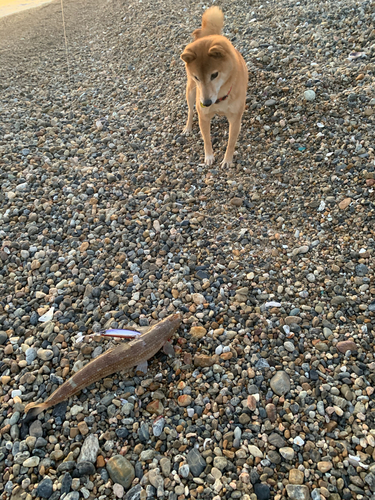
[25, 313, 182, 418]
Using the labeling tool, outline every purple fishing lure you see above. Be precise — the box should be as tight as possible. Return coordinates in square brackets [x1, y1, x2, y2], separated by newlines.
[98, 328, 141, 339]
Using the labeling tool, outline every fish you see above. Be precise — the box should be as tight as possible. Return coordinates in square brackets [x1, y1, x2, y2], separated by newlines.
[24, 313, 182, 418]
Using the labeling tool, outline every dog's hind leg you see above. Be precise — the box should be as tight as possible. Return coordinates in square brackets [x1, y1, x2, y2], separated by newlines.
[183, 79, 196, 135]
[222, 114, 242, 167]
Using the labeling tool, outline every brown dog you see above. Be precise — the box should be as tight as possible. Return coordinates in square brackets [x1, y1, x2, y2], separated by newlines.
[181, 6, 248, 167]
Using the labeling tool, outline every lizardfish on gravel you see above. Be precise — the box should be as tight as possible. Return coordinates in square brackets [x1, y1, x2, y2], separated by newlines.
[24, 313, 182, 418]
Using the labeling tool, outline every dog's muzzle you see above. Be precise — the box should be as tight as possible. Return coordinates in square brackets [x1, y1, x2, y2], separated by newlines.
[201, 99, 212, 108]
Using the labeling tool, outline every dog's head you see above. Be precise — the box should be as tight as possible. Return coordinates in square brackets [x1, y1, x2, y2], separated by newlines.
[181, 36, 234, 107]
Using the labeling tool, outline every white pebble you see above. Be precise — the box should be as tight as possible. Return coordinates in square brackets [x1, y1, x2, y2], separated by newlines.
[304, 89, 316, 101]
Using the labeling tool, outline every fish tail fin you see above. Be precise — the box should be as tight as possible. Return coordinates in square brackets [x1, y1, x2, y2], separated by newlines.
[25, 401, 49, 418]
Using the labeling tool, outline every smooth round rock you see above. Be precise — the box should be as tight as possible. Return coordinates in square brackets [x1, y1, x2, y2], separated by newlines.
[270, 371, 291, 395]
[106, 455, 135, 489]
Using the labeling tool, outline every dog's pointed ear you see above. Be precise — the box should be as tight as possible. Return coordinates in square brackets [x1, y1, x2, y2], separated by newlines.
[192, 28, 202, 40]
[208, 44, 226, 58]
[181, 49, 196, 64]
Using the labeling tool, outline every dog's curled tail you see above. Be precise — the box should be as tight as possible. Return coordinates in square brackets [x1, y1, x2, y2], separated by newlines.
[193, 6, 224, 40]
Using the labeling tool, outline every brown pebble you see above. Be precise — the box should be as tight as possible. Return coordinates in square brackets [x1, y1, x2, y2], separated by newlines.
[77, 421, 89, 436]
[337, 340, 357, 353]
[80, 242, 89, 252]
[266, 403, 277, 422]
[247, 395, 257, 411]
[230, 197, 243, 207]
[317, 461, 333, 473]
[146, 400, 164, 415]
[177, 395, 192, 407]
[189, 326, 207, 340]
[338, 198, 351, 210]
[194, 353, 216, 367]
[70, 427, 80, 438]
[4, 344, 13, 355]
[289, 469, 305, 485]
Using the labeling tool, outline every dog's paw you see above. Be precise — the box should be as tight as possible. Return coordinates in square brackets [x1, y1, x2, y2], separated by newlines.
[221, 157, 233, 168]
[205, 153, 215, 165]
[182, 126, 192, 136]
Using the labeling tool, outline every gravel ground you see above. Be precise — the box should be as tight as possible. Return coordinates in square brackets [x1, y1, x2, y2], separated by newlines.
[1, 0, 375, 499]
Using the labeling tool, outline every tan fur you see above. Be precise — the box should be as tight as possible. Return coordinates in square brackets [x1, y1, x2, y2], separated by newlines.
[181, 7, 248, 167]
[192, 6, 223, 39]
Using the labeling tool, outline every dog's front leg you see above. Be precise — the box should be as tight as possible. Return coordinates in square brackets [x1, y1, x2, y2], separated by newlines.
[183, 78, 196, 135]
[222, 114, 242, 167]
[198, 112, 214, 165]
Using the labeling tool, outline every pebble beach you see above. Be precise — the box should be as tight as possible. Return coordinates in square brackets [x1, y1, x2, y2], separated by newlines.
[1, 0, 375, 499]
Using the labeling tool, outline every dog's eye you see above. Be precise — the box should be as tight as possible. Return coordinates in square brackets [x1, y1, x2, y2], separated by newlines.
[211, 72, 218, 80]
[194, 76, 199, 81]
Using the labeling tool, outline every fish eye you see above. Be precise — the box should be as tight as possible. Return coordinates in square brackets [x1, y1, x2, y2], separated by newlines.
[211, 72, 218, 80]
[194, 76, 200, 81]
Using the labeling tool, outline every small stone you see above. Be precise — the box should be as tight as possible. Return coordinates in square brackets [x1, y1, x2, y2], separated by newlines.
[280, 447, 295, 460]
[106, 455, 135, 490]
[356, 264, 369, 276]
[270, 371, 290, 395]
[338, 198, 351, 210]
[139, 449, 156, 461]
[152, 417, 165, 437]
[36, 478, 53, 498]
[331, 296, 346, 306]
[75, 461, 96, 477]
[192, 293, 205, 305]
[194, 354, 216, 367]
[177, 394, 192, 406]
[37, 348, 54, 361]
[23, 456, 40, 467]
[179, 464, 190, 478]
[289, 469, 305, 485]
[254, 483, 270, 500]
[337, 341, 357, 353]
[187, 449, 206, 477]
[160, 457, 171, 477]
[304, 90, 316, 101]
[317, 461, 333, 473]
[239, 413, 250, 424]
[64, 493, 79, 500]
[25, 347, 37, 364]
[286, 485, 310, 500]
[213, 456, 228, 470]
[265, 403, 277, 422]
[78, 421, 89, 435]
[268, 433, 286, 448]
[148, 469, 164, 496]
[248, 445, 263, 458]
[247, 395, 257, 410]
[230, 197, 243, 207]
[124, 485, 142, 500]
[78, 434, 100, 463]
[29, 420, 43, 438]
[145, 400, 164, 415]
[190, 326, 207, 340]
[113, 484, 125, 498]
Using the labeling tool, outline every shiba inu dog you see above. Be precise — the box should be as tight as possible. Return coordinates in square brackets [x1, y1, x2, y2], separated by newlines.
[181, 6, 248, 166]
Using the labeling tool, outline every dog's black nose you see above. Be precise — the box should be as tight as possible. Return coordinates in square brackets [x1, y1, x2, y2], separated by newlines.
[202, 99, 212, 107]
